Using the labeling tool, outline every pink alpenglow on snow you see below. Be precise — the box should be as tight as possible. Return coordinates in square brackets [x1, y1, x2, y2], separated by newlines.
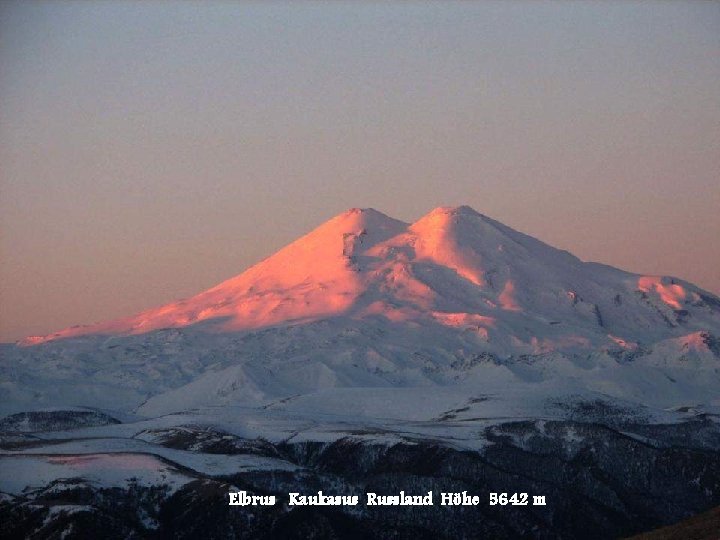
[23, 206, 720, 359]
[637, 276, 690, 310]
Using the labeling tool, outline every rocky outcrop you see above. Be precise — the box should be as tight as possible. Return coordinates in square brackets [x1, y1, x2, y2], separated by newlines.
[2, 418, 719, 539]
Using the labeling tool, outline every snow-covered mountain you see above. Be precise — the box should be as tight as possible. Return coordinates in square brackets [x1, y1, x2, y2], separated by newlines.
[2, 206, 720, 539]
[23, 205, 720, 351]
[5, 206, 719, 417]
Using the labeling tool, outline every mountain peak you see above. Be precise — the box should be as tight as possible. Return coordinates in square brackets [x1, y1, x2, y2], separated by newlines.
[410, 205, 495, 240]
[342, 207, 381, 216]
[413, 205, 489, 230]
[325, 207, 407, 233]
[427, 205, 482, 217]
[23, 205, 720, 348]
[338, 207, 384, 220]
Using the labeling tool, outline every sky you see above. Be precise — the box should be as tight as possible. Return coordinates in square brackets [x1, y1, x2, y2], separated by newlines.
[1, 1, 719, 342]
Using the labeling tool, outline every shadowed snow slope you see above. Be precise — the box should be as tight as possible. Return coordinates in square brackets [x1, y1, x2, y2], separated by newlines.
[4, 206, 720, 417]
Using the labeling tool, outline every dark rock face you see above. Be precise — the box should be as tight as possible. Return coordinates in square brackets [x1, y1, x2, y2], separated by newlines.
[2, 419, 719, 539]
[0, 410, 120, 433]
[136, 426, 282, 458]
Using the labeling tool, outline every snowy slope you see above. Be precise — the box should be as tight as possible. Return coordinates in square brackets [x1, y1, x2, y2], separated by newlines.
[20, 206, 719, 346]
[1, 206, 719, 421]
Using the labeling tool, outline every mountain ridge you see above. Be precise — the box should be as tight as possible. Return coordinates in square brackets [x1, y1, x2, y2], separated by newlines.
[22, 206, 720, 356]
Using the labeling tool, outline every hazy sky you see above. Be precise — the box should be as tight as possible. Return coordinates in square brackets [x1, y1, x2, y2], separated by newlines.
[1, 1, 719, 342]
